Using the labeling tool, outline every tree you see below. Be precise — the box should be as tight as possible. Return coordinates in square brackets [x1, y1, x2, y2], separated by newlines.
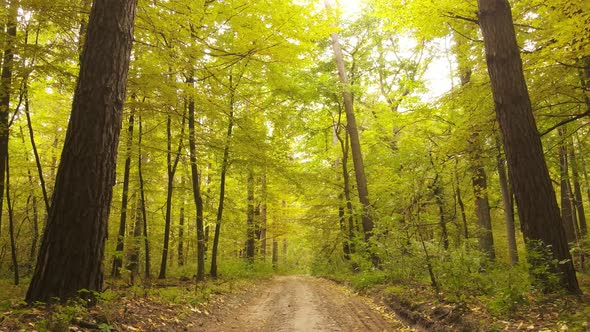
[26, 0, 138, 303]
[477, 0, 580, 293]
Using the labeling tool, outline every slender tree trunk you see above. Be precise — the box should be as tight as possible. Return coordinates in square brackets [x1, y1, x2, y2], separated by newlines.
[260, 173, 267, 258]
[433, 177, 449, 250]
[569, 139, 587, 237]
[272, 237, 279, 269]
[496, 138, 518, 264]
[477, 0, 580, 293]
[126, 194, 142, 285]
[455, 172, 469, 240]
[24, 86, 49, 212]
[245, 170, 256, 262]
[325, 1, 377, 267]
[138, 115, 151, 279]
[558, 128, 577, 242]
[211, 109, 233, 277]
[178, 203, 185, 267]
[26, 0, 138, 303]
[187, 77, 205, 281]
[6, 154, 18, 285]
[159, 112, 185, 279]
[111, 111, 135, 277]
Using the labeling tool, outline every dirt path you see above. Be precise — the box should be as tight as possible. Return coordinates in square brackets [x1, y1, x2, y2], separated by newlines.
[198, 276, 413, 331]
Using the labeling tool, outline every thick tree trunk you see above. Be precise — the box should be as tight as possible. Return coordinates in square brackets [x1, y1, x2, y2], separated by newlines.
[138, 115, 151, 279]
[111, 111, 135, 278]
[477, 0, 580, 293]
[26, 0, 138, 303]
[496, 138, 518, 264]
[187, 79, 205, 282]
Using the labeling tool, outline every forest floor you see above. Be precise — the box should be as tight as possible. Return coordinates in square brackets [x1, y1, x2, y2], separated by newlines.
[1, 274, 589, 331]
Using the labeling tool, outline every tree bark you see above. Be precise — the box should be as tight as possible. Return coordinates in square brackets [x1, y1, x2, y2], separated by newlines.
[477, 0, 580, 293]
[26, 0, 138, 303]
[138, 114, 151, 279]
[569, 139, 587, 237]
[126, 194, 142, 285]
[187, 77, 205, 281]
[0, 0, 17, 241]
[111, 111, 135, 278]
[470, 134, 495, 260]
[7, 154, 18, 285]
[558, 128, 577, 242]
[496, 138, 518, 264]
[245, 170, 256, 262]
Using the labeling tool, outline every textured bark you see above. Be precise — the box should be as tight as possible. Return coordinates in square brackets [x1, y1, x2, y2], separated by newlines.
[335, 120, 355, 259]
[496, 138, 518, 264]
[477, 0, 579, 293]
[187, 79, 205, 281]
[111, 111, 135, 278]
[26, 0, 138, 303]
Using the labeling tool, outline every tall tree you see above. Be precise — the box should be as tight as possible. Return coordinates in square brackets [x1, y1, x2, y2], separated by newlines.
[111, 110, 135, 277]
[325, 1, 377, 267]
[477, 0, 580, 293]
[26, 0, 138, 303]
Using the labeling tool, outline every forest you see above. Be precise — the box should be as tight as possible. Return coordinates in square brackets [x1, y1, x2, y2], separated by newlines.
[0, 0, 589, 331]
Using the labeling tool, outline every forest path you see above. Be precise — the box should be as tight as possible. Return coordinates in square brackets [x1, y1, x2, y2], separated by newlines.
[197, 275, 414, 331]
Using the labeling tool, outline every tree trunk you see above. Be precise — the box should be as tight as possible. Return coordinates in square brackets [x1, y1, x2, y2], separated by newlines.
[178, 179, 185, 267]
[455, 170, 469, 240]
[470, 133, 495, 260]
[558, 128, 577, 242]
[126, 195, 142, 285]
[260, 173, 267, 258]
[211, 108, 233, 277]
[325, 6, 377, 266]
[24, 85, 49, 213]
[187, 78, 205, 282]
[7, 154, 18, 285]
[477, 0, 580, 293]
[569, 139, 587, 237]
[0, 0, 17, 241]
[111, 111, 135, 278]
[496, 138, 518, 264]
[159, 111, 184, 279]
[245, 170, 256, 262]
[138, 114, 151, 279]
[26, 0, 138, 303]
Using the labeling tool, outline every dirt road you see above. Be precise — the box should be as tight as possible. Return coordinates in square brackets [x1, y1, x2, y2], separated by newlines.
[198, 276, 413, 331]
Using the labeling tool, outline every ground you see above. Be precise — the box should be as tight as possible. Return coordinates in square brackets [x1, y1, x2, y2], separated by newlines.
[198, 276, 412, 331]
